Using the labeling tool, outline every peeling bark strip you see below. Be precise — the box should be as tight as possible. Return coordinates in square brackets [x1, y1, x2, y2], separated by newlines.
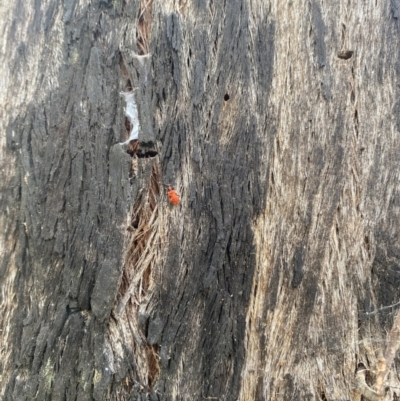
[2, 1, 400, 401]
[109, 156, 162, 397]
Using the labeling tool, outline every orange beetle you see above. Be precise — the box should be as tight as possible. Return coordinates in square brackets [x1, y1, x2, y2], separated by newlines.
[167, 185, 180, 205]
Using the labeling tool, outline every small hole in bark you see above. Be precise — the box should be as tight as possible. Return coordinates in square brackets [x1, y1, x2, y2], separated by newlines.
[224, 94, 230, 101]
[137, 150, 158, 158]
[146, 150, 158, 157]
[338, 50, 354, 60]
[357, 362, 366, 372]
[126, 141, 158, 159]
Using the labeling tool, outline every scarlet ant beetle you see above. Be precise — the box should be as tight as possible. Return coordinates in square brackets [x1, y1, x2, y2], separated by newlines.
[166, 184, 180, 205]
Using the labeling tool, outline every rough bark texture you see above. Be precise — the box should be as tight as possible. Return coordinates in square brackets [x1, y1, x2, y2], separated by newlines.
[1, 0, 400, 400]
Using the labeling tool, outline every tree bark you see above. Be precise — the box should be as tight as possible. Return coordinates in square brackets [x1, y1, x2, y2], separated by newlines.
[1, 1, 400, 400]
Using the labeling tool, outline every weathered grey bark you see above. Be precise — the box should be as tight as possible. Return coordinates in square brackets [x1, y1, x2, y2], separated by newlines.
[1, 0, 400, 400]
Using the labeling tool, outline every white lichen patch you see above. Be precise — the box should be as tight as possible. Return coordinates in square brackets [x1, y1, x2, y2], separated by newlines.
[44, 358, 54, 392]
[93, 369, 102, 385]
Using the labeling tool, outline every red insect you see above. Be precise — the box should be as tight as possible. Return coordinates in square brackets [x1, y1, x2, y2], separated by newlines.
[167, 185, 180, 205]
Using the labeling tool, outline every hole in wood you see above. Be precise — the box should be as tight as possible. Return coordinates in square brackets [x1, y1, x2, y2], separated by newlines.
[337, 50, 354, 60]
[126, 140, 158, 159]
[132, 217, 139, 229]
[137, 150, 158, 158]
[224, 93, 230, 101]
